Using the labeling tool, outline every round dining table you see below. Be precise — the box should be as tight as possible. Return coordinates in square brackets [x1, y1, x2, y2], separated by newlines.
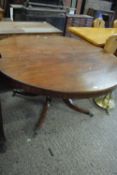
[0, 35, 117, 135]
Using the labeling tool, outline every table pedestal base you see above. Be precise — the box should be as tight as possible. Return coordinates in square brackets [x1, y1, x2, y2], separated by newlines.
[33, 97, 93, 135]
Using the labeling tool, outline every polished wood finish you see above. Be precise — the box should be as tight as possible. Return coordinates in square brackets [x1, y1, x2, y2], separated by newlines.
[0, 35, 117, 98]
[1, 35, 117, 130]
[94, 34, 117, 111]
[0, 22, 61, 140]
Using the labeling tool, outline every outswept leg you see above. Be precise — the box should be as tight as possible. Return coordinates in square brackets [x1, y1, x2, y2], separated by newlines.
[33, 97, 52, 134]
[12, 89, 38, 97]
[63, 99, 93, 117]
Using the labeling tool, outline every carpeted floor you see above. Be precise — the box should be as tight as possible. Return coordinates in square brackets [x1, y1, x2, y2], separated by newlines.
[0, 90, 117, 175]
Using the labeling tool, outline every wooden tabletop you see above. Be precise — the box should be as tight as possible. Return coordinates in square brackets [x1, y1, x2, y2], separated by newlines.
[68, 27, 117, 47]
[0, 35, 117, 98]
[0, 21, 62, 35]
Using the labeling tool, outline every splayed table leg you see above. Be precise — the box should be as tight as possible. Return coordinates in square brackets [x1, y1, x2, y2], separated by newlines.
[33, 96, 52, 135]
[63, 99, 93, 117]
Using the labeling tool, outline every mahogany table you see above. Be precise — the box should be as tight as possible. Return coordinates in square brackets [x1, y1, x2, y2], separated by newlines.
[0, 21, 62, 151]
[0, 35, 117, 134]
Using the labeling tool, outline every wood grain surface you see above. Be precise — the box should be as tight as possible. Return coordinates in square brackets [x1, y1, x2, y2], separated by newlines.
[0, 35, 117, 98]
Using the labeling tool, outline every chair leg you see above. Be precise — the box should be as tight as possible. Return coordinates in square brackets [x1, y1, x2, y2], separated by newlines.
[63, 98, 93, 117]
[0, 102, 6, 153]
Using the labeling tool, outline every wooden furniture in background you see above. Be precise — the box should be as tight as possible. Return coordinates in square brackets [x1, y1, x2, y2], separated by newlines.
[113, 19, 117, 28]
[68, 27, 117, 47]
[0, 35, 117, 132]
[65, 14, 93, 35]
[93, 18, 105, 28]
[10, 4, 24, 21]
[87, 8, 115, 27]
[0, 21, 62, 35]
[10, 1, 66, 32]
